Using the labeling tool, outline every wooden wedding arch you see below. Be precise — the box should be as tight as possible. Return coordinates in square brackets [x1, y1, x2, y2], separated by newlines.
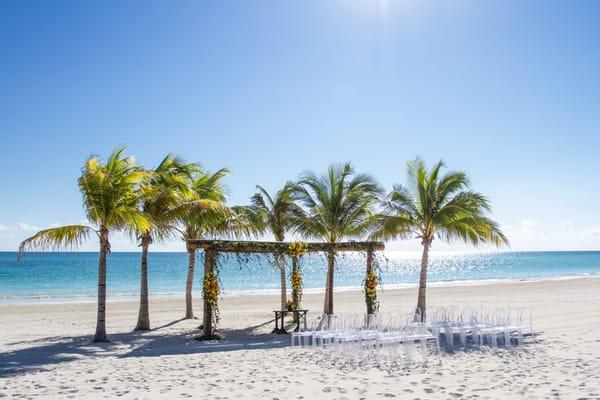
[187, 239, 385, 340]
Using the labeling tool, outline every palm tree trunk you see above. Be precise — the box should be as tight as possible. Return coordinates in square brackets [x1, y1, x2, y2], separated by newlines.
[135, 234, 151, 331]
[185, 243, 196, 319]
[323, 250, 335, 315]
[94, 228, 109, 342]
[416, 238, 431, 321]
[278, 254, 287, 310]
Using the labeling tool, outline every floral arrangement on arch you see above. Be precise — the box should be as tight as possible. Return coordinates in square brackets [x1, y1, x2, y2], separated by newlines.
[288, 241, 308, 258]
[288, 242, 308, 309]
[291, 267, 303, 303]
[203, 271, 220, 324]
[365, 270, 379, 312]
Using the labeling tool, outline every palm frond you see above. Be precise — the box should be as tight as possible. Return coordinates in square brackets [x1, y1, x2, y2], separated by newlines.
[291, 162, 382, 243]
[18, 225, 97, 259]
[251, 182, 298, 241]
[380, 158, 508, 248]
[78, 147, 151, 233]
[178, 168, 267, 240]
[132, 154, 201, 243]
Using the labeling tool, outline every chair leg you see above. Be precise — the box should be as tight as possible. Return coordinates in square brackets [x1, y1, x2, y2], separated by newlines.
[474, 328, 480, 347]
[420, 339, 428, 365]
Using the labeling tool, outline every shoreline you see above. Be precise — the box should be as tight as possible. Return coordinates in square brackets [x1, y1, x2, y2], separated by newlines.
[2, 274, 600, 307]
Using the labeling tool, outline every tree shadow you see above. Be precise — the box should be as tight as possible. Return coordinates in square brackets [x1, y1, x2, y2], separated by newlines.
[0, 333, 127, 378]
[152, 317, 186, 330]
[0, 317, 291, 378]
[120, 317, 289, 358]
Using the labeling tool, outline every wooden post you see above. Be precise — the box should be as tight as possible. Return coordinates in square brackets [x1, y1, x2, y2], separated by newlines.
[291, 255, 300, 309]
[365, 248, 374, 315]
[201, 247, 217, 340]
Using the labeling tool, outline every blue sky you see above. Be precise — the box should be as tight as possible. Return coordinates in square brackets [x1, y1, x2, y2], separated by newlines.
[1, 0, 599, 252]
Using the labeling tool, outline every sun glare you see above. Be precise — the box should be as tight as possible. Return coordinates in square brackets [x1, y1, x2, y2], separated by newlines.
[342, 0, 391, 17]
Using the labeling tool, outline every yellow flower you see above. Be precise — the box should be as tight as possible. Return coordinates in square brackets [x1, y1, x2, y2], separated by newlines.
[289, 242, 308, 257]
[365, 271, 379, 304]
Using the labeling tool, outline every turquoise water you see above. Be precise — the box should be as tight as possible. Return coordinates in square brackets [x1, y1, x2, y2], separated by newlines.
[1, 251, 599, 303]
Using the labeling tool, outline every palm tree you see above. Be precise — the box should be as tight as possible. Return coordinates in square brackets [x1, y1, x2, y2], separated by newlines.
[18, 148, 150, 342]
[134, 155, 199, 331]
[374, 159, 508, 320]
[251, 183, 298, 310]
[181, 203, 261, 323]
[291, 163, 382, 315]
[179, 168, 230, 319]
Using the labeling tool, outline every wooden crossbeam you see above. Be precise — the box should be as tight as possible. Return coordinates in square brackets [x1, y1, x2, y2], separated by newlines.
[187, 239, 384, 253]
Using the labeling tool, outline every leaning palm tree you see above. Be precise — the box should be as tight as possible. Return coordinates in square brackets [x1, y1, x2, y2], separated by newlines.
[181, 204, 261, 319]
[134, 155, 199, 331]
[291, 163, 382, 315]
[373, 159, 508, 320]
[178, 168, 231, 319]
[251, 184, 298, 310]
[18, 148, 150, 342]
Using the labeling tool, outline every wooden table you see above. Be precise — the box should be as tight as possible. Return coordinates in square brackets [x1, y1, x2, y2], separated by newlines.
[272, 309, 309, 334]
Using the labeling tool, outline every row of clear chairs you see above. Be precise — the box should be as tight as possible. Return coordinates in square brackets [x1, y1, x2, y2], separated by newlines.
[427, 306, 535, 351]
[291, 312, 440, 371]
[290, 307, 535, 372]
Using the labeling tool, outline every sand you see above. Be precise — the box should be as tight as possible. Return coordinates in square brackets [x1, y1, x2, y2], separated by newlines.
[1, 277, 599, 399]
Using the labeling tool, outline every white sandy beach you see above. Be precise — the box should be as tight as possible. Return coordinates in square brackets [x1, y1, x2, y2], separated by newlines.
[1, 277, 599, 399]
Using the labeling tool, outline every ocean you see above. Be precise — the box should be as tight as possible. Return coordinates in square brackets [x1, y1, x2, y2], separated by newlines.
[1, 251, 599, 304]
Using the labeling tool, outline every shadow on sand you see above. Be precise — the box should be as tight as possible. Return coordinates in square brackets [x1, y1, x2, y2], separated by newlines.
[0, 318, 290, 379]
